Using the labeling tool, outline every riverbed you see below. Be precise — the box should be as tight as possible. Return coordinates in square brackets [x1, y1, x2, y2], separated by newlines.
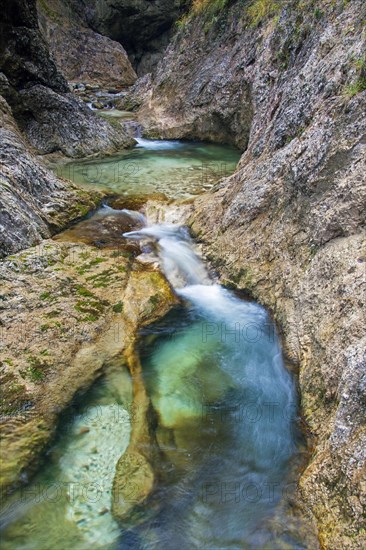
[54, 138, 241, 199]
[1, 140, 309, 549]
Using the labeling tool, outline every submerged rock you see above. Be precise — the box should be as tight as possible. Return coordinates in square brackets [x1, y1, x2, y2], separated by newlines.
[54, 207, 144, 250]
[0, 237, 177, 496]
[112, 270, 178, 522]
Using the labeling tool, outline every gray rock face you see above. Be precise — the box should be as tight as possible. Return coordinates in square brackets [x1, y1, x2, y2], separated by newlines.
[0, 0, 68, 93]
[70, 0, 191, 74]
[0, 0, 136, 257]
[37, 0, 137, 87]
[18, 84, 135, 157]
[0, 0, 134, 158]
[136, 1, 366, 546]
[136, 10, 257, 147]
[0, 96, 102, 257]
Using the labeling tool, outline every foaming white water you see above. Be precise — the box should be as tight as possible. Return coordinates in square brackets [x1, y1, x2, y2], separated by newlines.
[101, 204, 146, 224]
[125, 222, 295, 433]
[124, 224, 211, 288]
[124, 223, 301, 549]
[135, 137, 185, 150]
[177, 283, 265, 322]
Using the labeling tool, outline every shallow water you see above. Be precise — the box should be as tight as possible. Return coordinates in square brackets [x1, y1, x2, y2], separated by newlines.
[54, 139, 241, 199]
[0, 367, 133, 550]
[117, 223, 307, 549]
[2, 152, 309, 548]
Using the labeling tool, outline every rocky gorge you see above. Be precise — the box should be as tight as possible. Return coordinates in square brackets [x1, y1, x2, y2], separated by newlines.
[0, 0, 365, 549]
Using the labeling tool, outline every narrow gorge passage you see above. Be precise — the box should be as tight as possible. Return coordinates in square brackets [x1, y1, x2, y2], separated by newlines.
[0, 207, 308, 550]
[0, 129, 311, 550]
[1, 1, 364, 548]
[119, 223, 307, 549]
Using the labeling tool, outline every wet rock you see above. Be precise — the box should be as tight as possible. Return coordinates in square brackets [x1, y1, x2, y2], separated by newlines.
[135, 0, 366, 545]
[54, 208, 143, 251]
[78, 426, 90, 435]
[182, 6, 365, 548]
[0, 239, 177, 494]
[112, 270, 178, 521]
[112, 450, 154, 522]
[108, 192, 168, 211]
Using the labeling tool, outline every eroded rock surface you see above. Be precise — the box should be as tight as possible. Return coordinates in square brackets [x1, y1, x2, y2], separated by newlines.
[132, 0, 366, 546]
[37, 0, 137, 88]
[17, 84, 135, 157]
[0, 0, 136, 257]
[0, 236, 176, 495]
[0, 0, 134, 158]
[0, 96, 104, 257]
[74, 0, 191, 74]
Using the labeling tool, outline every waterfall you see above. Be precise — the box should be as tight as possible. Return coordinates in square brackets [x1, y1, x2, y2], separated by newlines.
[124, 224, 211, 288]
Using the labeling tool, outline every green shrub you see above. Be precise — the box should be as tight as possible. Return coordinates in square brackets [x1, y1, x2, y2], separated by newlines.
[191, 0, 230, 15]
[112, 302, 124, 313]
[344, 56, 366, 97]
[247, 0, 280, 26]
[176, 0, 230, 27]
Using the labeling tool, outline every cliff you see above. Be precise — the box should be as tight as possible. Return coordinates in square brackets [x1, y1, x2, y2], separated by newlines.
[36, 0, 137, 87]
[65, 0, 191, 74]
[135, 0, 366, 547]
[0, 0, 134, 256]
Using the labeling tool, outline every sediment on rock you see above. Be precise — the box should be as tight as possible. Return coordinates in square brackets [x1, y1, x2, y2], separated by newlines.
[0, 238, 177, 496]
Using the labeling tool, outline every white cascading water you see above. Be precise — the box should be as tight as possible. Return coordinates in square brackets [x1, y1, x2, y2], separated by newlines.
[123, 221, 301, 550]
[124, 224, 211, 288]
[134, 137, 186, 150]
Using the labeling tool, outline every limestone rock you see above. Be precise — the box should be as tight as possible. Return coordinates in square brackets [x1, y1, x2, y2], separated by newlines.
[0, 95, 103, 257]
[0, 239, 176, 493]
[37, 0, 137, 88]
[0, 0, 135, 159]
[78, 0, 191, 74]
[135, 0, 366, 545]
[18, 84, 135, 157]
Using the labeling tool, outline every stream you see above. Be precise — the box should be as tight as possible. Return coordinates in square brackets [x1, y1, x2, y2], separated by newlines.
[54, 138, 241, 199]
[1, 139, 308, 549]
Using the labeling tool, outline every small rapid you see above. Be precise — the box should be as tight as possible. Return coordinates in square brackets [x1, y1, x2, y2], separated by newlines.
[121, 222, 305, 549]
[0, 195, 310, 550]
[0, 208, 307, 550]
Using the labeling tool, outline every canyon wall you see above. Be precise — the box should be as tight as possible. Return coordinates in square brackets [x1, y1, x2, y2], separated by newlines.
[37, 0, 137, 87]
[0, 0, 134, 256]
[66, 0, 191, 74]
[136, 1, 366, 547]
